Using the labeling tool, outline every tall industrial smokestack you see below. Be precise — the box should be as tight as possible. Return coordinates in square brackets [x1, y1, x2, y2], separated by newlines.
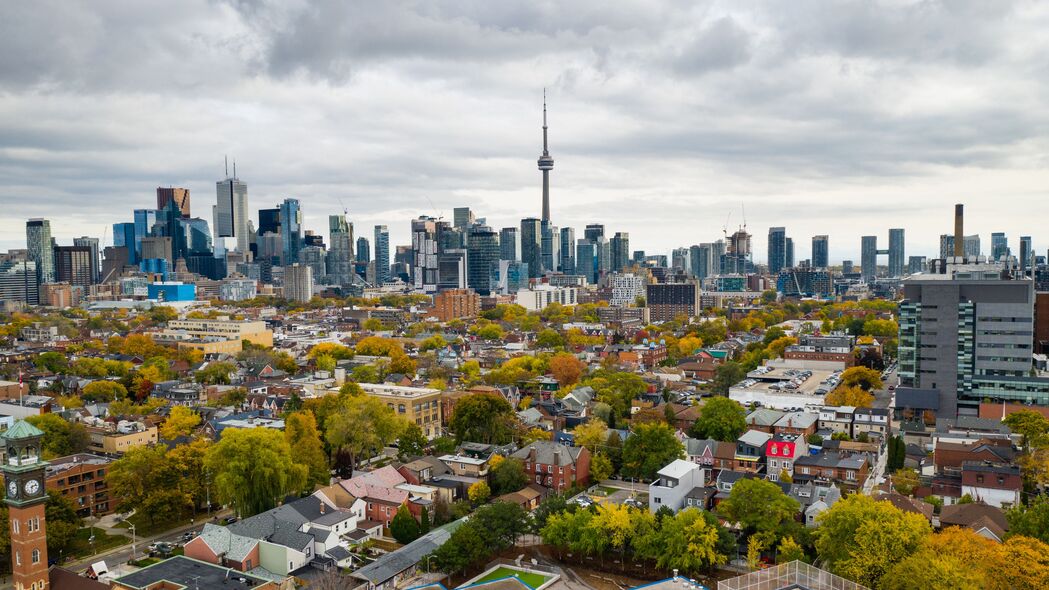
[953, 204, 964, 258]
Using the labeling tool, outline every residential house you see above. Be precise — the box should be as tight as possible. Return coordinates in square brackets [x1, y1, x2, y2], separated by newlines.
[745, 409, 785, 434]
[793, 451, 870, 492]
[734, 430, 771, 473]
[110, 556, 277, 590]
[818, 406, 856, 436]
[511, 440, 591, 491]
[765, 434, 807, 482]
[494, 484, 544, 511]
[772, 412, 819, 438]
[961, 462, 1021, 508]
[648, 459, 705, 513]
[852, 407, 890, 440]
[940, 503, 1010, 542]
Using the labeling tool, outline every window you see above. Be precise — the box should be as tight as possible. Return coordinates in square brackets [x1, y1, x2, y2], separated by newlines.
[12, 519, 18, 534]
[31, 549, 40, 564]
[15, 551, 20, 566]
[536, 475, 542, 483]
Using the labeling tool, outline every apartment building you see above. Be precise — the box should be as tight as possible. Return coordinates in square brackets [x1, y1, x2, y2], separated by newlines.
[45, 453, 114, 517]
[358, 383, 443, 439]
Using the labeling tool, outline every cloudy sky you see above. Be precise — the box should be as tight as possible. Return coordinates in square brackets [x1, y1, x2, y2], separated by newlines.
[3, 0, 1049, 263]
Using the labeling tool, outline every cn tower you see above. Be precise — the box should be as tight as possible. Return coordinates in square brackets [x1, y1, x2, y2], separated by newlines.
[537, 89, 554, 222]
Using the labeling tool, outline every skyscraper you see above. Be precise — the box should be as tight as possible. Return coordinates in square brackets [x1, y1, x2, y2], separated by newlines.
[576, 240, 597, 284]
[467, 226, 499, 295]
[326, 214, 354, 286]
[541, 222, 559, 273]
[991, 232, 1009, 262]
[215, 171, 250, 255]
[25, 219, 54, 285]
[411, 217, 439, 292]
[584, 224, 604, 243]
[767, 227, 787, 274]
[279, 198, 302, 265]
[356, 237, 370, 264]
[54, 245, 94, 286]
[811, 235, 829, 268]
[133, 209, 158, 260]
[499, 227, 519, 261]
[113, 222, 138, 265]
[610, 232, 630, 272]
[537, 91, 554, 222]
[861, 236, 878, 282]
[156, 187, 190, 218]
[453, 207, 475, 229]
[374, 225, 390, 284]
[521, 218, 543, 278]
[72, 236, 100, 283]
[785, 237, 795, 269]
[690, 244, 713, 279]
[559, 227, 576, 275]
[283, 263, 313, 303]
[257, 207, 280, 237]
[1020, 236, 1032, 275]
[888, 228, 905, 277]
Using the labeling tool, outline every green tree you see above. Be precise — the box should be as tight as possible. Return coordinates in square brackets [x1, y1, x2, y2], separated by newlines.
[839, 366, 883, 391]
[419, 506, 431, 533]
[1003, 410, 1049, 449]
[777, 536, 805, 564]
[44, 490, 83, 555]
[325, 393, 407, 471]
[535, 328, 564, 349]
[194, 361, 237, 385]
[390, 504, 421, 544]
[396, 422, 428, 461]
[572, 419, 610, 453]
[688, 397, 747, 441]
[717, 478, 800, 536]
[814, 494, 932, 588]
[351, 365, 381, 383]
[34, 351, 68, 374]
[26, 414, 89, 458]
[621, 423, 684, 480]
[712, 362, 745, 394]
[205, 428, 308, 516]
[285, 411, 330, 489]
[1007, 495, 1049, 544]
[450, 392, 517, 444]
[653, 508, 728, 573]
[490, 457, 528, 496]
[893, 468, 920, 496]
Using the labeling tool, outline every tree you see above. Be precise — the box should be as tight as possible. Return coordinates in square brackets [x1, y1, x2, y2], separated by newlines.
[717, 478, 800, 536]
[285, 411, 330, 489]
[396, 422, 428, 461]
[881, 527, 998, 590]
[893, 468, 920, 496]
[590, 453, 614, 482]
[106, 443, 198, 525]
[688, 397, 746, 441]
[205, 428, 308, 516]
[535, 328, 564, 349]
[468, 480, 491, 505]
[490, 457, 528, 496]
[713, 362, 745, 394]
[677, 335, 703, 358]
[194, 361, 237, 385]
[573, 419, 609, 453]
[26, 414, 89, 458]
[588, 372, 647, 419]
[390, 505, 421, 544]
[450, 392, 517, 444]
[887, 435, 907, 471]
[532, 494, 570, 533]
[160, 405, 201, 440]
[650, 508, 728, 573]
[43, 490, 83, 555]
[1003, 410, 1049, 449]
[325, 394, 407, 472]
[81, 380, 127, 402]
[308, 342, 354, 360]
[824, 385, 874, 407]
[34, 351, 68, 374]
[621, 423, 684, 480]
[839, 366, 883, 391]
[549, 352, 585, 387]
[419, 506, 431, 534]
[472, 324, 505, 341]
[765, 336, 797, 359]
[1007, 495, 1049, 544]
[777, 536, 805, 564]
[814, 494, 931, 587]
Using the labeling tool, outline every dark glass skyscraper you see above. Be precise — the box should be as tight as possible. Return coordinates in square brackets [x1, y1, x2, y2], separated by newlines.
[500, 227, 519, 261]
[888, 228, 905, 277]
[521, 218, 543, 278]
[767, 226, 786, 274]
[610, 232, 630, 271]
[559, 227, 575, 275]
[467, 226, 499, 295]
[374, 225, 390, 284]
[811, 235, 829, 268]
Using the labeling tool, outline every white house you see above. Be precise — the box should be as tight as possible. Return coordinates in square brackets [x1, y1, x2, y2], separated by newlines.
[649, 459, 705, 513]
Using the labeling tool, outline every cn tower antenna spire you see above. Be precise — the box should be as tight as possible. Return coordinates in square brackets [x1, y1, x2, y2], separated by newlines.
[538, 88, 554, 222]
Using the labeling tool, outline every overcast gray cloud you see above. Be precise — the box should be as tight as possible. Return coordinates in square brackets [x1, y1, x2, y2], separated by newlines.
[2, 0, 1049, 262]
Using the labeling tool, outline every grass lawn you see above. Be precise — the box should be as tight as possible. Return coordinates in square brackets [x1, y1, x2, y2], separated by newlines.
[475, 567, 550, 589]
[67, 527, 128, 559]
[129, 557, 161, 568]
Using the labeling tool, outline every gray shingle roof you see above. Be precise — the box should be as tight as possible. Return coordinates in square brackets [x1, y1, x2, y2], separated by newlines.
[510, 440, 584, 466]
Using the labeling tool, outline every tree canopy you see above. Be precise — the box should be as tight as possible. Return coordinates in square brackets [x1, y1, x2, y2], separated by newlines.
[688, 397, 747, 441]
[205, 428, 308, 517]
[621, 423, 684, 480]
[449, 392, 518, 444]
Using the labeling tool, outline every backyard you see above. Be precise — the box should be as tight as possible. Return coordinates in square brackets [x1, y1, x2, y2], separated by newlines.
[474, 567, 551, 589]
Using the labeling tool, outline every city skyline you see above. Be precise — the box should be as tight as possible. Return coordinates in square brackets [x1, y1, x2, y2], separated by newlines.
[3, 2, 1049, 260]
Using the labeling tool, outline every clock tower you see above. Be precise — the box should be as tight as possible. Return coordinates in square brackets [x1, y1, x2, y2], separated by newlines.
[2, 420, 50, 590]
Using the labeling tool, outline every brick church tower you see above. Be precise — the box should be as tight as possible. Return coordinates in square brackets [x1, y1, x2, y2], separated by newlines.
[3, 421, 50, 590]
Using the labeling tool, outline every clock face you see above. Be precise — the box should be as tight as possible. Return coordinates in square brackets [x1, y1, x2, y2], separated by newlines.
[24, 479, 39, 496]
[6, 481, 16, 498]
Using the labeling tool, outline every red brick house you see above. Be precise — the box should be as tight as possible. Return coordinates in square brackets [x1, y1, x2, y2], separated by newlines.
[512, 441, 591, 491]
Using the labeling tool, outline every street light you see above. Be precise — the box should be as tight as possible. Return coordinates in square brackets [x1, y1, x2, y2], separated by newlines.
[129, 524, 136, 561]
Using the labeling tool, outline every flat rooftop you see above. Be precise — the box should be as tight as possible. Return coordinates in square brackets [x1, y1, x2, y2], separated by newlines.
[113, 555, 272, 589]
[734, 368, 839, 397]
